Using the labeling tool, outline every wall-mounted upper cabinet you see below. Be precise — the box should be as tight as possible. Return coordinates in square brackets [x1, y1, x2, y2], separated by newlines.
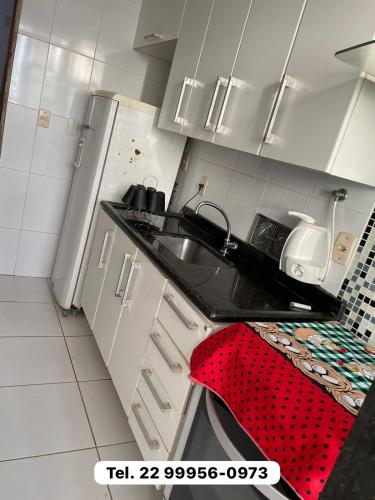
[158, 0, 215, 134]
[181, 0, 252, 143]
[159, 0, 306, 149]
[134, 0, 187, 62]
[259, 0, 375, 186]
[212, 0, 306, 154]
[159, 0, 375, 187]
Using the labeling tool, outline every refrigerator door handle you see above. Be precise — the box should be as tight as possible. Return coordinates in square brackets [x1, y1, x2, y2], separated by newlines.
[74, 136, 86, 168]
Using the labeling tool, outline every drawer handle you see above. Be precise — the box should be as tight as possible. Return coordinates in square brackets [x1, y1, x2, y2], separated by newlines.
[132, 403, 160, 450]
[141, 369, 171, 411]
[163, 293, 198, 330]
[97, 230, 112, 268]
[151, 332, 182, 373]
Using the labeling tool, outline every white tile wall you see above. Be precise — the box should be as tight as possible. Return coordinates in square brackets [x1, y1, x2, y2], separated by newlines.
[22, 174, 71, 233]
[176, 140, 375, 296]
[89, 60, 133, 96]
[2, 0, 171, 277]
[51, 0, 105, 58]
[9, 35, 49, 109]
[15, 232, 60, 277]
[19, 0, 56, 42]
[0, 168, 28, 228]
[41, 46, 94, 120]
[95, 0, 141, 71]
[0, 229, 19, 275]
[0, 104, 37, 172]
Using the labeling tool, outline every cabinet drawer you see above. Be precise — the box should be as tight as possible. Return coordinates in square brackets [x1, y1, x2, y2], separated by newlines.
[146, 319, 191, 414]
[129, 390, 169, 461]
[138, 355, 182, 452]
[157, 282, 209, 361]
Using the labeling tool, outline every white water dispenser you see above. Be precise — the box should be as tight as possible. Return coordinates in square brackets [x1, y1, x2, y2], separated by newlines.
[280, 189, 348, 285]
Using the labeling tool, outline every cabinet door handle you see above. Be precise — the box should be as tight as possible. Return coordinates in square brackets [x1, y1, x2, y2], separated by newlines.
[151, 332, 182, 373]
[97, 231, 112, 269]
[163, 293, 198, 330]
[174, 77, 194, 125]
[114, 253, 132, 298]
[121, 260, 139, 306]
[141, 369, 171, 411]
[264, 74, 295, 144]
[73, 136, 85, 168]
[215, 76, 239, 134]
[144, 32, 163, 40]
[204, 76, 228, 131]
[131, 403, 160, 450]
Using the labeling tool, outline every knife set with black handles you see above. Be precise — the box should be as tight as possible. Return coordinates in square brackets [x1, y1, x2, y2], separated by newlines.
[122, 184, 166, 214]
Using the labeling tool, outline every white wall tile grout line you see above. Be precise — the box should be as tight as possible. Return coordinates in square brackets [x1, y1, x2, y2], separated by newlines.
[0, 446, 98, 464]
[49, 283, 101, 445]
[47, 280, 119, 500]
[0, 378, 111, 390]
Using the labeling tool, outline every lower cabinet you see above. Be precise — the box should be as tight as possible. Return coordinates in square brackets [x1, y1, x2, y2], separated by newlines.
[85, 209, 215, 462]
[81, 209, 116, 328]
[108, 249, 166, 415]
[92, 228, 138, 364]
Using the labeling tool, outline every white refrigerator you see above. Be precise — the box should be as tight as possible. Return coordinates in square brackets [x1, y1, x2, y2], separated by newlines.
[52, 91, 186, 311]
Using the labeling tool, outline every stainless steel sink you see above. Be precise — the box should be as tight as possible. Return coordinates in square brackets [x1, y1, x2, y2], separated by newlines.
[154, 234, 228, 268]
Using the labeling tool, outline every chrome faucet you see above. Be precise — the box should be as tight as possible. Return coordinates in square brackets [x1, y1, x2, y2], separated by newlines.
[194, 201, 239, 256]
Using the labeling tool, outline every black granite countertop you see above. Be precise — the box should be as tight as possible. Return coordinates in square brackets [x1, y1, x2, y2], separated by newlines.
[102, 201, 345, 323]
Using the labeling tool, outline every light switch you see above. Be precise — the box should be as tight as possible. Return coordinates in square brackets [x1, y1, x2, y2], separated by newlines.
[37, 109, 51, 128]
[67, 119, 80, 136]
[332, 232, 356, 265]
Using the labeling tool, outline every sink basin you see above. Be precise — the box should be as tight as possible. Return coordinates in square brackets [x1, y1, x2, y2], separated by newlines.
[154, 234, 228, 268]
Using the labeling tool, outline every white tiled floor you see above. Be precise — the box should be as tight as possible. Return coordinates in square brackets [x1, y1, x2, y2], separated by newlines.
[0, 275, 161, 500]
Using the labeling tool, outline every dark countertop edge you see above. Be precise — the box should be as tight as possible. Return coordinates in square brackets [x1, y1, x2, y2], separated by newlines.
[101, 201, 343, 323]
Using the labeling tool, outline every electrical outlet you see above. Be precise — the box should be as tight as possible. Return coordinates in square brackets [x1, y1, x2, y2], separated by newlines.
[199, 176, 208, 196]
[37, 109, 51, 128]
[332, 232, 356, 265]
[181, 151, 191, 172]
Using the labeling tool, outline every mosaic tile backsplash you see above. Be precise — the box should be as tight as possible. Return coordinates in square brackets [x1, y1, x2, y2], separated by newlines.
[339, 208, 375, 345]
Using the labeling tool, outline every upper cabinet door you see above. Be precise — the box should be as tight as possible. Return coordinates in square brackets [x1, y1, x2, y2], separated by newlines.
[181, 0, 252, 142]
[212, 0, 306, 154]
[158, 0, 215, 134]
[259, 0, 375, 173]
[134, 0, 187, 50]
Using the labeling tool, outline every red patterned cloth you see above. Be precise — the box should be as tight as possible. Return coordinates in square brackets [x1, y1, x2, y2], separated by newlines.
[190, 323, 355, 500]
